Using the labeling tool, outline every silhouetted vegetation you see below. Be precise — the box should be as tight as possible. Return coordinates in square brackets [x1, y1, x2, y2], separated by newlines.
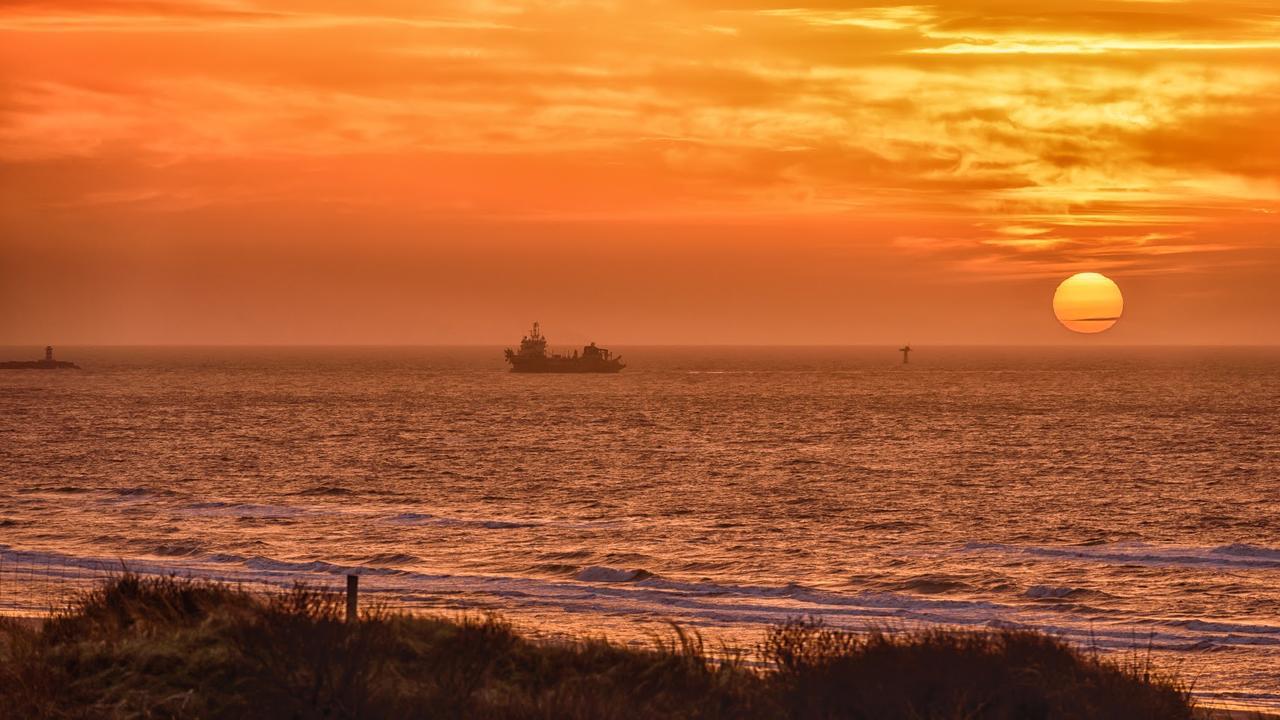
[0, 575, 1207, 719]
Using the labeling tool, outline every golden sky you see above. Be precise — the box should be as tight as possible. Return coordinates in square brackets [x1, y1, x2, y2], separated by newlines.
[1, 0, 1277, 344]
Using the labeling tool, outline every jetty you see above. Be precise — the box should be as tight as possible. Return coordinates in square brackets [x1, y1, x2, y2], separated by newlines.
[0, 346, 79, 370]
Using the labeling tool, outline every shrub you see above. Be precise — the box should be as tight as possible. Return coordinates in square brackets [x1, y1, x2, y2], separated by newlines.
[0, 576, 1201, 720]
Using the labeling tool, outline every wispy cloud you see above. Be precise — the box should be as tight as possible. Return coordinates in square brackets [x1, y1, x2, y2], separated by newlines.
[1, 0, 1278, 278]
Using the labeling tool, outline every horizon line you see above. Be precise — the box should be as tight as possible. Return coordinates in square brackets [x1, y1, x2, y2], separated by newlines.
[4, 343, 1280, 349]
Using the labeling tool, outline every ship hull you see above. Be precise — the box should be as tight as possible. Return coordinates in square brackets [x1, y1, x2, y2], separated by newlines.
[508, 357, 624, 373]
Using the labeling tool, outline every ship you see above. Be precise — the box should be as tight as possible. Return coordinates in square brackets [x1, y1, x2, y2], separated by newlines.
[504, 323, 625, 373]
[0, 346, 79, 370]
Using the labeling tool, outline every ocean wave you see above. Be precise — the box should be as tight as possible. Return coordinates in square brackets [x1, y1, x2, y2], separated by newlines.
[573, 566, 654, 583]
[536, 549, 595, 561]
[986, 618, 1033, 631]
[111, 487, 180, 499]
[1211, 543, 1280, 561]
[386, 512, 541, 530]
[364, 553, 422, 566]
[1024, 585, 1108, 600]
[675, 560, 738, 573]
[242, 556, 404, 577]
[530, 563, 583, 576]
[207, 553, 246, 564]
[889, 575, 974, 595]
[1166, 619, 1280, 636]
[388, 512, 434, 523]
[182, 502, 305, 518]
[961, 541, 1280, 570]
[860, 520, 924, 531]
[18, 485, 91, 495]
[601, 552, 653, 565]
[291, 485, 357, 497]
[148, 542, 206, 558]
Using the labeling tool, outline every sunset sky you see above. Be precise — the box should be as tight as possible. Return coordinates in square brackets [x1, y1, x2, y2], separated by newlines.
[2, 0, 1277, 345]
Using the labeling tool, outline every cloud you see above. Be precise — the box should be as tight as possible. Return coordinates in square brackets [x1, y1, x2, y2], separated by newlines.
[1, 0, 1278, 280]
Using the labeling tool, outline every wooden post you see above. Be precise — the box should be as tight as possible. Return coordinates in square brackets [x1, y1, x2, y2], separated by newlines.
[346, 574, 359, 623]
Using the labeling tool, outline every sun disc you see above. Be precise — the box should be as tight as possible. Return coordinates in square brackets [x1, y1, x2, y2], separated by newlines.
[1053, 272, 1123, 334]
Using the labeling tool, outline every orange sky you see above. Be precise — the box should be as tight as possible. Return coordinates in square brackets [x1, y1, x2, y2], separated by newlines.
[1, 0, 1277, 344]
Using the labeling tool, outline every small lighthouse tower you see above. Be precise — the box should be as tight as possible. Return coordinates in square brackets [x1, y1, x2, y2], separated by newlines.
[899, 343, 911, 364]
[45, 346, 54, 362]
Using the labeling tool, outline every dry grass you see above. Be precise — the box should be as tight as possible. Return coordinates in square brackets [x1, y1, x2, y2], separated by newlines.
[0, 575, 1198, 719]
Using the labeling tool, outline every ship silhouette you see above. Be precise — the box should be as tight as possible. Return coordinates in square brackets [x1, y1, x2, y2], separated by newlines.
[0, 346, 79, 370]
[504, 323, 625, 373]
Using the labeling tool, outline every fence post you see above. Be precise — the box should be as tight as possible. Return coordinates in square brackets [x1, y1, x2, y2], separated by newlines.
[346, 574, 359, 623]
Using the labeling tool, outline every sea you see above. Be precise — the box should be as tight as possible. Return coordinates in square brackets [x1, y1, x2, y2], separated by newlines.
[1, 346, 1277, 711]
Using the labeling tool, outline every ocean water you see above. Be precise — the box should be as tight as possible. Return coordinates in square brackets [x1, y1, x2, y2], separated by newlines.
[1, 346, 1278, 710]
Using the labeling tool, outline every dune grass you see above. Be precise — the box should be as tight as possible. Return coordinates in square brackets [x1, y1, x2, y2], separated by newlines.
[0, 574, 1199, 719]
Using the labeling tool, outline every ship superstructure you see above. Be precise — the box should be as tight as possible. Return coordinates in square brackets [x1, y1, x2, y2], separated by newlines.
[504, 322, 625, 373]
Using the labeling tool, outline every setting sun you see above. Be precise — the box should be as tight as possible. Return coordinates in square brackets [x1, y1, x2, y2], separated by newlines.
[1053, 272, 1124, 334]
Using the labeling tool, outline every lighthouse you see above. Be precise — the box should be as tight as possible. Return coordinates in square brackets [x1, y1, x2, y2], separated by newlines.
[899, 344, 911, 364]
